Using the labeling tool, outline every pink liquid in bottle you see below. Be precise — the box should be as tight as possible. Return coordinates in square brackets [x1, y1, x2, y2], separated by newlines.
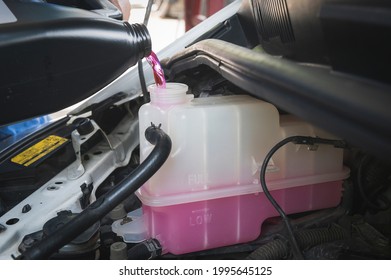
[146, 51, 166, 88]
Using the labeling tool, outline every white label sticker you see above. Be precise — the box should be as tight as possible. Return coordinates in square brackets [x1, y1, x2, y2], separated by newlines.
[0, 0, 17, 24]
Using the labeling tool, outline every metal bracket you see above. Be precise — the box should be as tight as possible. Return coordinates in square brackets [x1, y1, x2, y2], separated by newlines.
[68, 119, 113, 180]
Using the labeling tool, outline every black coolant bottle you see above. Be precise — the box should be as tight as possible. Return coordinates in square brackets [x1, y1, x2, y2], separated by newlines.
[0, 0, 151, 125]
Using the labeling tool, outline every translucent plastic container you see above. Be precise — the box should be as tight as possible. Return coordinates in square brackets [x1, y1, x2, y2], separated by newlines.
[137, 83, 349, 255]
[138, 83, 281, 201]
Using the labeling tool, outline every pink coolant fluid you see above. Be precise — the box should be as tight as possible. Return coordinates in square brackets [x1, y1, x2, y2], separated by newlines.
[146, 51, 166, 88]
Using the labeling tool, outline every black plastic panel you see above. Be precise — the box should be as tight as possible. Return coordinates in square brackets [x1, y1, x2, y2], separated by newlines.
[163, 39, 391, 162]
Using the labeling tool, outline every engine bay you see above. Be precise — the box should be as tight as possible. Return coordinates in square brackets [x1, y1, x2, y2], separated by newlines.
[1, 0, 391, 260]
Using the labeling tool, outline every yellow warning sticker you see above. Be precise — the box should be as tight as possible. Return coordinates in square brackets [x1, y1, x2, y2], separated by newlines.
[11, 135, 68, 167]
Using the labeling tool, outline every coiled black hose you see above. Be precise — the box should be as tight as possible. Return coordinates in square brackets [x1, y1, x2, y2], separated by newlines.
[295, 226, 348, 250]
[246, 226, 348, 260]
[246, 239, 289, 260]
[19, 124, 171, 260]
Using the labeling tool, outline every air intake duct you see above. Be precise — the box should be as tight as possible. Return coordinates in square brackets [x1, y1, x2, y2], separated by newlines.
[250, 0, 391, 84]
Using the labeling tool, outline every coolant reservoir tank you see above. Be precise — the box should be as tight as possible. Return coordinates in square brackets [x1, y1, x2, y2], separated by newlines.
[135, 83, 347, 255]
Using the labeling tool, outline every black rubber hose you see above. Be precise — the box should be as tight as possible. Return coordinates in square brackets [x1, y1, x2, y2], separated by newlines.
[19, 124, 171, 260]
[127, 238, 162, 260]
[259, 136, 304, 259]
[246, 226, 348, 260]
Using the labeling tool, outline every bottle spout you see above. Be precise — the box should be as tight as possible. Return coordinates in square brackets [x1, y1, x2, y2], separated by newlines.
[124, 22, 152, 59]
[149, 83, 192, 106]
